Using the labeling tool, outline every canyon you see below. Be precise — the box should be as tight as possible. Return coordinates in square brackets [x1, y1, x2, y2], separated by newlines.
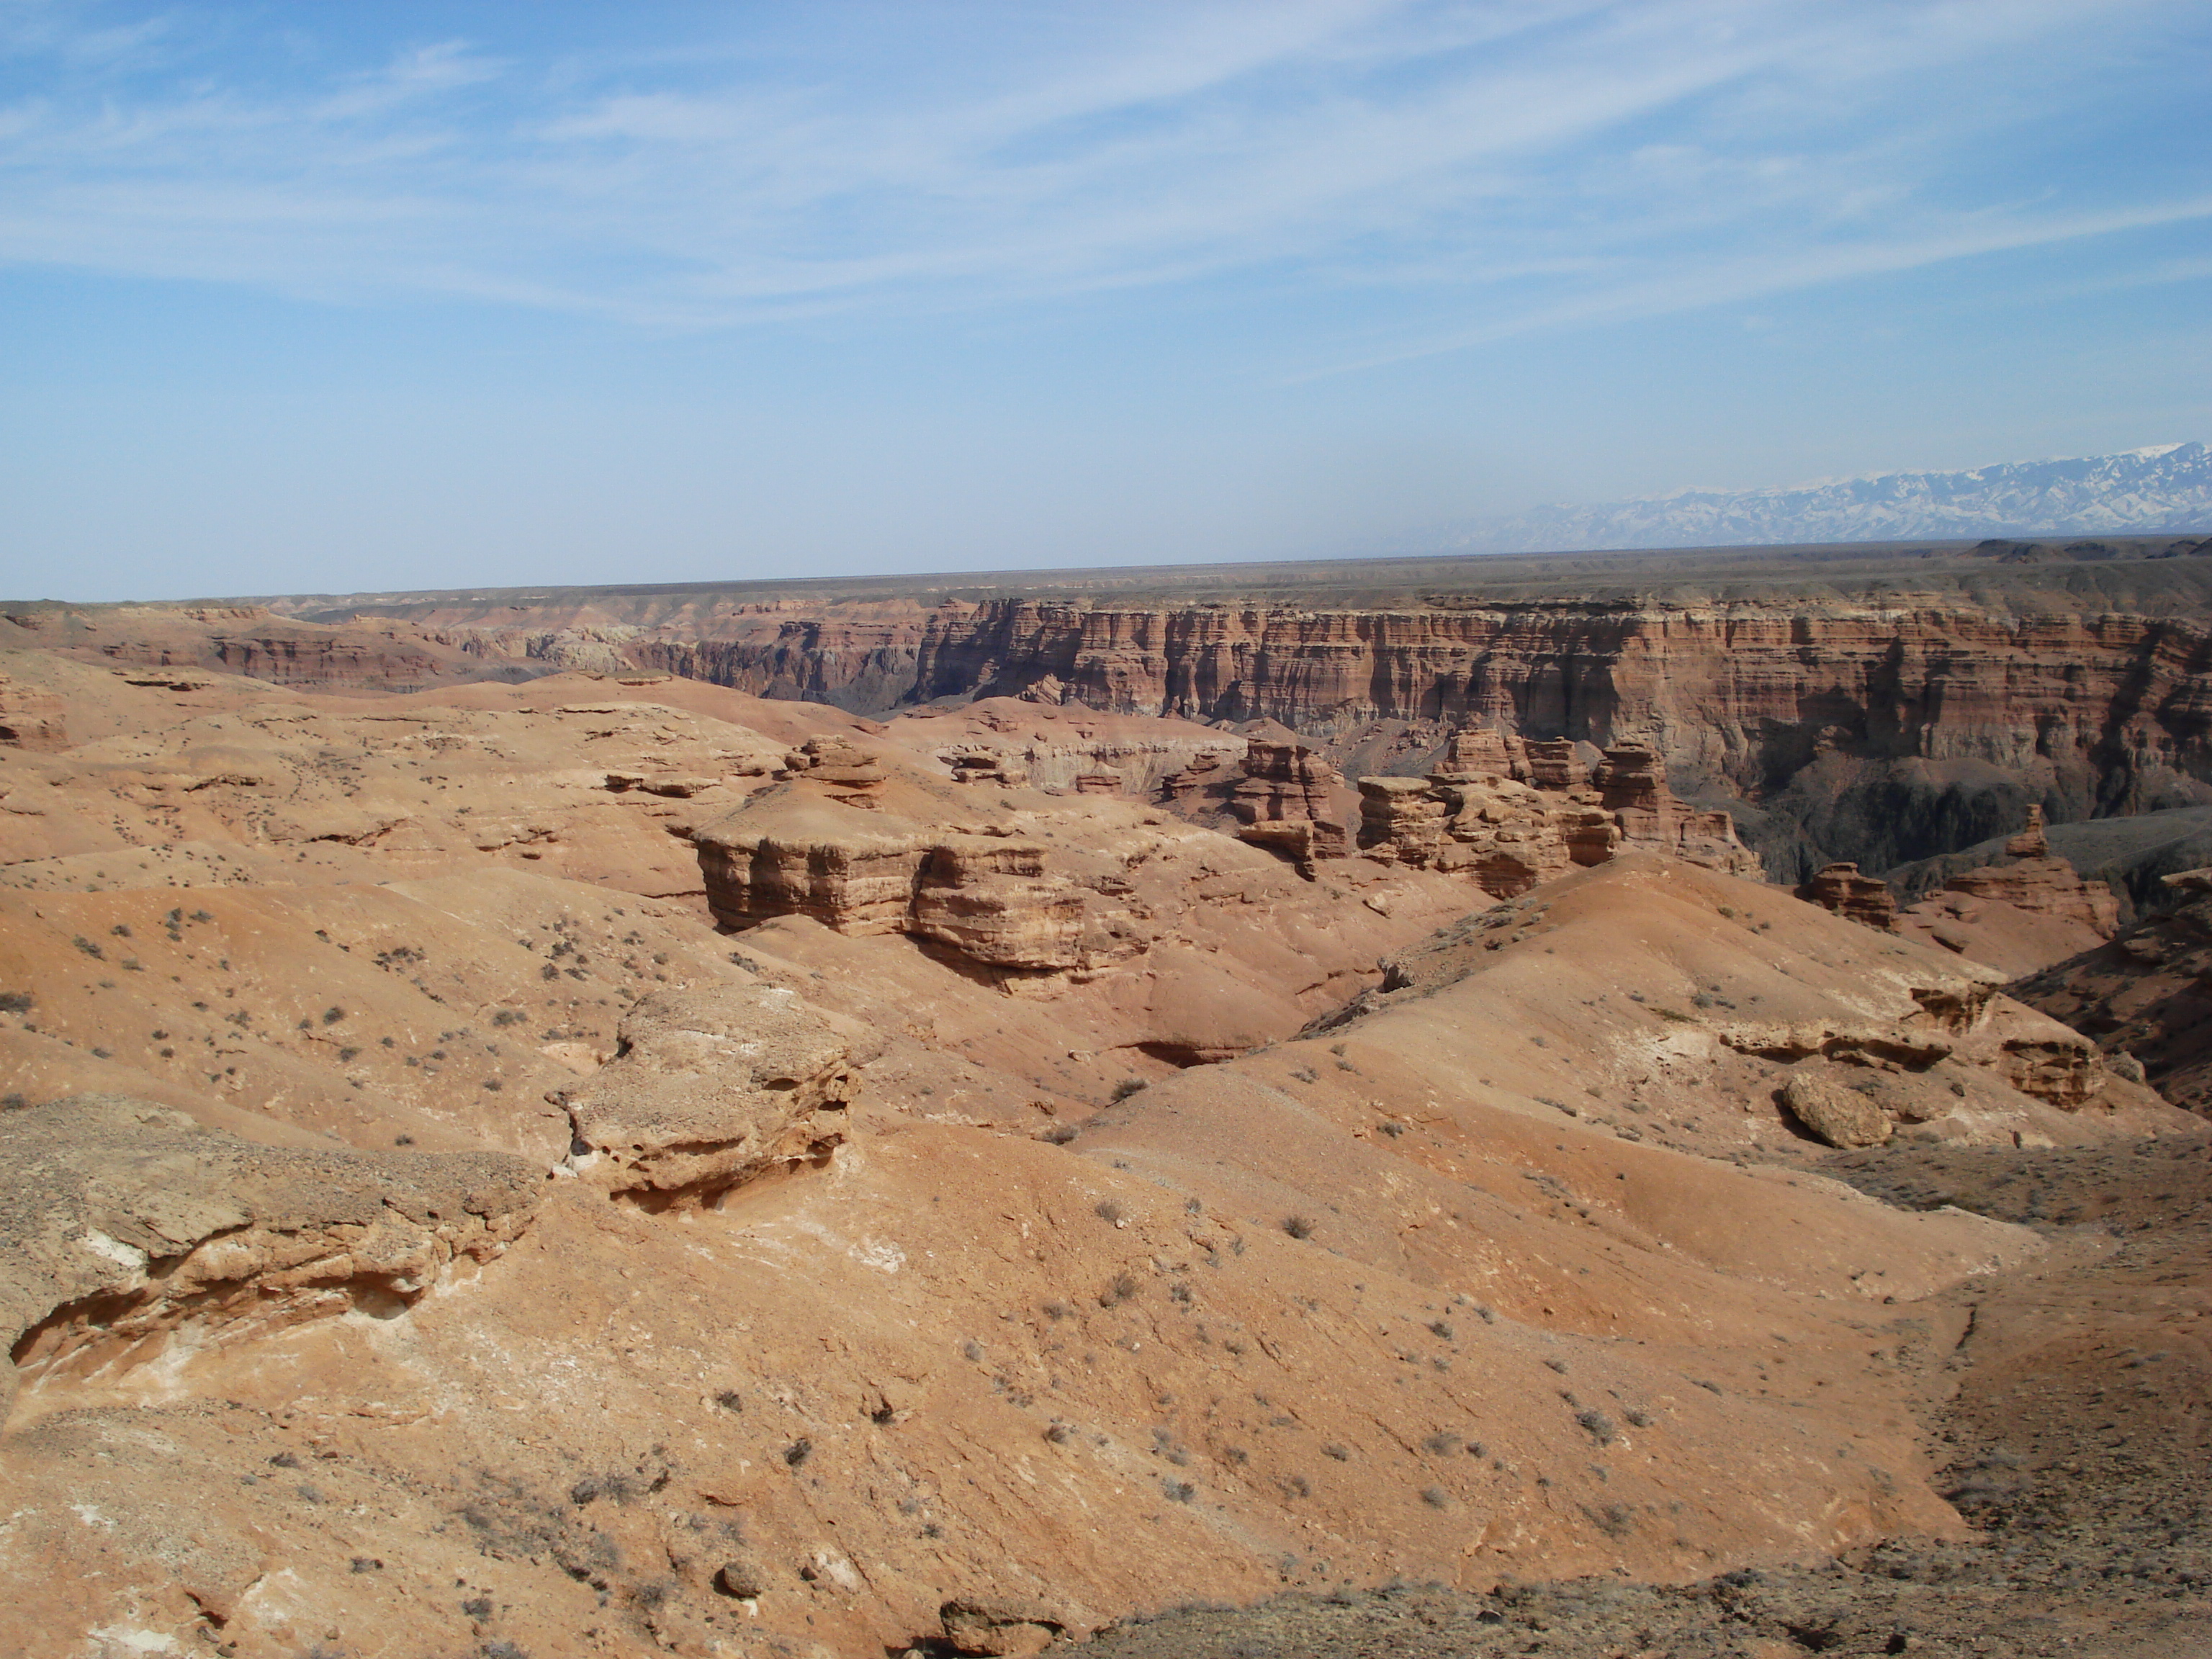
[24, 534, 2207, 886]
[2, 539, 2211, 1657]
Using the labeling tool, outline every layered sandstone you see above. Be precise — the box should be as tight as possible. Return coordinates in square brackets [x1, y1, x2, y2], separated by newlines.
[1798, 862, 1900, 930]
[2008, 868, 2212, 1114]
[1888, 806, 2126, 975]
[4, 647, 2203, 1659]
[1355, 729, 1757, 898]
[0, 673, 66, 751]
[22, 565, 2212, 883]
[560, 986, 867, 1204]
[0, 1094, 539, 1413]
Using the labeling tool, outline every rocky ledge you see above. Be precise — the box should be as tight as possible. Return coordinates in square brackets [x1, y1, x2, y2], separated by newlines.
[559, 985, 871, 1206]
[0, 1095, 541, 1413]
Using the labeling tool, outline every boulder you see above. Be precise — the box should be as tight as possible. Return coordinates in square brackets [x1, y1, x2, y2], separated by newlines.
[1780, 1072, 1892, 1148]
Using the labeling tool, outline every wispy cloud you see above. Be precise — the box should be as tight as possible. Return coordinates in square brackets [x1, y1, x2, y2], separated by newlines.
[0, 0, 2202, 346]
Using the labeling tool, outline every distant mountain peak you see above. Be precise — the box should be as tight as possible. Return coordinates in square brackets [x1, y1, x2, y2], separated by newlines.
[1443, 442, 2212, 555]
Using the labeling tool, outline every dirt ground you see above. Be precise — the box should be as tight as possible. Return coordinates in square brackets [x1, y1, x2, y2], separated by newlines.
[1074, 1136, 2212, 1659]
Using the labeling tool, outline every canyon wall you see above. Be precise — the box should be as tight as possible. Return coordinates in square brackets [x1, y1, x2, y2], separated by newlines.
[19, 560, 2212, 883]
[626, 598, 2212, 880]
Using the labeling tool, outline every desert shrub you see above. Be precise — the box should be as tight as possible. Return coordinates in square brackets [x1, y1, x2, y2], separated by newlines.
[1588, 1502, 1634, 1539]
[1576, 1409, 1617, 1444]
[491, 1009, 525, 1028]
[1421, 1432, 1459, 1456]
[1544, 1357, 1568, 1375]
[1429, 1320, 1454, 1339]
[338, 1047, 361, 1062]
[71, 936, 103, 959]
[1099, 1272, 1140, 1308]
[1281, 1215, 1314, 1240]
[1162, 1480, 1195, 1503]
[1323, 1443, 1350, 1462]
[1377, 1120, 1405, 1138]
[1094, 1200, 1125, 1224]
[0, 992, 32, 1014]
[1110, 1077, 1146, 1102]
[1421, 1486, 1450, 1510]
[322, 1007, 344, 1025]
[782, 1439, 811, 1468]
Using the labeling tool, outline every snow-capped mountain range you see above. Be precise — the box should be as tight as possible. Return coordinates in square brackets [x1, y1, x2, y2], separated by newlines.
[1444, 442, 2212, 554]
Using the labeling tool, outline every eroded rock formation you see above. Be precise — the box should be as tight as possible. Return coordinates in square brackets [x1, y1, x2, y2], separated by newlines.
[1356, 729, 1757, 897]
[0, 674, 66, 751]
[0, 1094, 539, 1411]
[561, 986, 867, 1204]
[2009, 867, 2212, 1114]
[1797, 862, 1900, 930]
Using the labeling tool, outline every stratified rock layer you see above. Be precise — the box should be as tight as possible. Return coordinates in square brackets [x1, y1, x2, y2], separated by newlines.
[1356, 730, 1758, 898]
[0, 1094, 539, 1412]
[561, 986, 867, 1204]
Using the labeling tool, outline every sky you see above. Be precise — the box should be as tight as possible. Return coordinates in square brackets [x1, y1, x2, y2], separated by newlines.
[2, 0, 2209, 602]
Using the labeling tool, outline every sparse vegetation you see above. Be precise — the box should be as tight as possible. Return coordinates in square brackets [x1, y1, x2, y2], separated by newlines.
[1281, 1215, 1315, 1240]
[1575, 1408, 1617, 1444]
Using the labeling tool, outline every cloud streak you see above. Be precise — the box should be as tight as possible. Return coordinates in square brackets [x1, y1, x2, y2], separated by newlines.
[0, 0, 2203, 350]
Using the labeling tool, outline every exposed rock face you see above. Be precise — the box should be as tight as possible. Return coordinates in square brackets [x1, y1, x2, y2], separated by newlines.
[1780, 1071, 1892, 1148]
[695, 798, 930, 936]
[694, 794, 1092, 973]
[1882, 806, 2126, 976]
[781, 734, 888, 804]
[0, 1095, 539, 1412]
[912, 837, 1088, 968]
[35, 568, 2212, 881]
[0, 674, 67, 751]
[1798, 862, 1899, 930]
[1926, 811, 2122, 937]
[1228, 740, 1349, 859]
[1357, 729, 1757, 898]
[2009, 868, 2212, 1114]
[561, 987, 864, 1204]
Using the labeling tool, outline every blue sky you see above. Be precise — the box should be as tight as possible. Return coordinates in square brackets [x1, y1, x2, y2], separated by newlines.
[3, 0, 2208, 601]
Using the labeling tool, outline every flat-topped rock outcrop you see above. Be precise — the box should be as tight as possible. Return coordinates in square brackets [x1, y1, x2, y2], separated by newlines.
[1355, 730, 1758, 896]
[561, 984, 868, 1204]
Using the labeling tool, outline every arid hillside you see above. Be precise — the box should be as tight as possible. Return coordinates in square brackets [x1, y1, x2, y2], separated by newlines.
[2, 634, 2201, 1658]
